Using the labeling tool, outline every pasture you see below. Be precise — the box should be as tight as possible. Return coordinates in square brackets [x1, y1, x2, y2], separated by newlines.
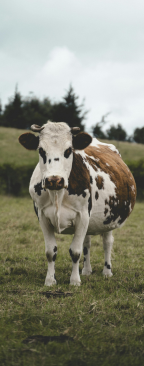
[1, 126, 144, 166]
[0, 196, 144, 366]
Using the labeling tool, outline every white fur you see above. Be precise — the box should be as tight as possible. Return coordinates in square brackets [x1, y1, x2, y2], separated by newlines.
[102, 231, 114, 277]
[38, 122, 73, 188]
[90, 137, 121, 156]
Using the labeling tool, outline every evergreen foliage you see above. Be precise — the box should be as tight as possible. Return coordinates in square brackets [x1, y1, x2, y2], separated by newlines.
[2, 87, 24, 129]
[106, 123, 127, 141]
[133, 127, 144, 144]
[92, 117, 128, 142]
[1, 86, 144, 143]
[92, 112, 110, 139]
[51, 85, 87, 130]
[0, 85, 87, 130]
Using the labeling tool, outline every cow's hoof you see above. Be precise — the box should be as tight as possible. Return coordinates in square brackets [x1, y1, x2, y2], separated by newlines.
[82, 267, 92, 276]
[70, 276, 81, 286]
[44, 276, 57, 286]
[82, 268, 92, 276]
[70, 281, 81, 286]
[102, 267, 113, 277]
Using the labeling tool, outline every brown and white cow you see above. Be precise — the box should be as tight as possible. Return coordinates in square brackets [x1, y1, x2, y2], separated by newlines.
[19, 121, 136, 286]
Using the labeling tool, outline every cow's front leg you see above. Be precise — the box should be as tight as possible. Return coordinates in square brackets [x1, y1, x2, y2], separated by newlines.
[39, 211, 57, 286]
[102, 231, 114, 277]
[82, 235, 92, 275]
[69, 212, 89, 286]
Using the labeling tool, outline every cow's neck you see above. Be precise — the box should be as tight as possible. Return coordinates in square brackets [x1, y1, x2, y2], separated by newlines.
[48, 189, 65, 233]
[49, 189, 64, 206]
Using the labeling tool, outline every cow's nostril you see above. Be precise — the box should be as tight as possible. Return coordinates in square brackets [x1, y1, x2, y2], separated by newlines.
[45, 176, 64, 190]
[57, 178, 64, 185]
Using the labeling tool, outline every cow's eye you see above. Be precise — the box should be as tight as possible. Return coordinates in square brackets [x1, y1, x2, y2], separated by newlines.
[64, 147, 72, 159]
[39, 147, 46, 164]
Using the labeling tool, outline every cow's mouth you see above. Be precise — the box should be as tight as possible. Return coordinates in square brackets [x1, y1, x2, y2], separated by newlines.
[45, 176, 64, 190]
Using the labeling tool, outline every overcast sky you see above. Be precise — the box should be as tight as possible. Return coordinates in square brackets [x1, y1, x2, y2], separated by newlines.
[1, 0, 144, 135]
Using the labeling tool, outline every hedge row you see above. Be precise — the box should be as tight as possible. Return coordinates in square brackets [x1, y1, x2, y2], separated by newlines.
[125, 159, 144, 200]
[0, 164, 34, 196]
[0, 160, 144, 199]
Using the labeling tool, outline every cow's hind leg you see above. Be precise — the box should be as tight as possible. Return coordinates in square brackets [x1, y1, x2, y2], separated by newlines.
[82, 235, 92, 276]
[102, 231, 114, 277]
[39, 211, 57, 286]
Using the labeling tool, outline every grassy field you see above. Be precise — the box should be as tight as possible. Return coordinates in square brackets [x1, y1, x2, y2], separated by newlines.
[0, 127, 37, 166]
[1, 126, 144, 166]
[0, 196, 144, 365]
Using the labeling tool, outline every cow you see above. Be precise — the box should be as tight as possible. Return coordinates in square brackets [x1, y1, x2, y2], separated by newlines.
[19, 121, 136, 286]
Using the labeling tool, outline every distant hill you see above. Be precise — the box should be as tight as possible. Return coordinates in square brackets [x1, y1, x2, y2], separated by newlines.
[0, 126, 144, 167]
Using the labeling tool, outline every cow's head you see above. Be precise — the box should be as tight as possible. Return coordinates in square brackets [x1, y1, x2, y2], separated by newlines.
[19, 121, 92, 190]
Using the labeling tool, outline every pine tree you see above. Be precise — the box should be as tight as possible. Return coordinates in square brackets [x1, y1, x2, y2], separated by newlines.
[133, 127, 144, 144]
[52, 85, 87, 130]
[92, 113, 110, 139]
[3, 85, 24, 128]
[106, 123, 127, 141]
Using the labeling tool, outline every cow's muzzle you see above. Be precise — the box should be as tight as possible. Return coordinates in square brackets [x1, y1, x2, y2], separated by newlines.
[45, 176, 64, 190]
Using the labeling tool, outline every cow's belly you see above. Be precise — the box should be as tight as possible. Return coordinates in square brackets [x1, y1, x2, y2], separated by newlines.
[43, 199, 121, 236]
[87, 199, 122, 235]
[87, 211, 120, 235]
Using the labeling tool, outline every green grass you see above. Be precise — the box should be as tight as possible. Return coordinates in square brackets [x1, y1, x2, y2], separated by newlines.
[0, 196, 144, 365]
[1, 126, 144, 166]
[99, 138, 144, 162]
[0, 127, 38, 166]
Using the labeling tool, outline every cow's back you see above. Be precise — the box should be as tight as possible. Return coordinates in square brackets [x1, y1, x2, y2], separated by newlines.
[83, 142, 136, 234]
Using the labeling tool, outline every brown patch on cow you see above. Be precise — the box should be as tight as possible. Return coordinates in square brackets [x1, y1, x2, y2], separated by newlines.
[103, 195, 131, 225]
[104, 207, 108, 216]
[90, 176, 93, 184]
[68, 152, 92, 215]
[88, 194, 92, 216]
[95, 175, 104, 190]
[68, 152, 91, 196]
[85, 144, 137, 225]
[85, 156, 98, 172]
[95, 191, 99, 200]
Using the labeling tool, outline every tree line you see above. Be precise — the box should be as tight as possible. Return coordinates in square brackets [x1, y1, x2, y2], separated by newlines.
[92, 113, 144, 143]
[0, 85, 144, 143]
[0, 85, 86, 131]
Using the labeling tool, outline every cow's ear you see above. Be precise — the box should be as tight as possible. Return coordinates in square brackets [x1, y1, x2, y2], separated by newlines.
[19, 133, 39, 150]
[73, 132, 92, 150]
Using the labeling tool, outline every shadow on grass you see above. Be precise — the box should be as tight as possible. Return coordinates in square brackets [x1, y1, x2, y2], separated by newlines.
[23, 334, 74, 344]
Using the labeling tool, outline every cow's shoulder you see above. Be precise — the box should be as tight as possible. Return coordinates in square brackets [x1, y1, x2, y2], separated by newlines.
[68, 152, 91, 196]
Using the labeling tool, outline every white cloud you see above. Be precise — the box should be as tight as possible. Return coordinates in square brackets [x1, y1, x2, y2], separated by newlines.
[16, 47, 144, 135]
[23, 47, 81, 99]
[1, 0, 144, 135]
